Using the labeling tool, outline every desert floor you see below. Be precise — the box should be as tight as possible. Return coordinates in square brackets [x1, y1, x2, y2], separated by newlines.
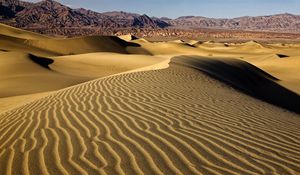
[0, 23, 300, 175]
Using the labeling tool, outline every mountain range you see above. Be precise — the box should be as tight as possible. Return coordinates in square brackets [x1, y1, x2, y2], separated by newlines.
[1, 0, 300, 37]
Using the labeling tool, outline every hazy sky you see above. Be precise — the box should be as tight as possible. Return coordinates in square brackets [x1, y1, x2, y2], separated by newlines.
[27, 0, 300, 18]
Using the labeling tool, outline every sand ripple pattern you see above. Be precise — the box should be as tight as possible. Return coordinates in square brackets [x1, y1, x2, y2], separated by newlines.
[0, 64, 300, 175]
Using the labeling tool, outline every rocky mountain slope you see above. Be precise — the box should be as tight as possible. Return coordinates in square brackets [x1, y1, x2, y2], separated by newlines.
[0, 0, 31, 19]
[0, 0, 169, 29]
[1, 0, 300, 38]
[170, 14, 300, 33]
[103, 11, 170, 28]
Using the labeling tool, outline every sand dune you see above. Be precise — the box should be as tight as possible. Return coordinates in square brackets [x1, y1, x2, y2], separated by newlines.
[129, 39, 205, 55]
[25, 36, 143, 55]
[0, 92, 52, 113]
[0, 51, 87, 98]
[1, 24, 300, 175]
[118, 35, 138, 42]
[0, 34, 59, 56]
[50, 52, 167, 78]
[0, 51, 167, 98]
[0, 23, 48, 40]
[172, 56, 300, 114]
[0, 57, 300, 175]
[0, 24, 168, 100]
[0, 24, 148, 56]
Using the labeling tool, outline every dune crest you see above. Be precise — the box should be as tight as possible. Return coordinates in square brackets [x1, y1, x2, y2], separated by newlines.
[118, 34, 138, 42]
[172, 56, 300, 114]
[0, 23, 48, 40]
[1, 23, 300, 175]
[24, 36, 141, 55]
[1, 61, 300, 175]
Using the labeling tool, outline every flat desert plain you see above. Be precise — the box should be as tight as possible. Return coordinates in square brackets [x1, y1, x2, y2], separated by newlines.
[0, 23, 300, 175]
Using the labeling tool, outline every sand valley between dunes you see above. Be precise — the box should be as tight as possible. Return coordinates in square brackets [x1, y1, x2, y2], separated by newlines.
[0, 24, 300, 175]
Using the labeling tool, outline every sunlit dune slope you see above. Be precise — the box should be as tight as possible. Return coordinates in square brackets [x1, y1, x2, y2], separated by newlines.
[1, 23, 300, 175]
[0, 56, 299, 175]
[0, 24, 167, 98]
[0, 23, 49, 40]
[50, 52, 167, 78]
[0, 51, 168, 98]
[0, 51, 86, 98]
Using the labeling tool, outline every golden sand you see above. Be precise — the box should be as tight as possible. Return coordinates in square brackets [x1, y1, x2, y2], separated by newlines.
[0, 24, 299, 175]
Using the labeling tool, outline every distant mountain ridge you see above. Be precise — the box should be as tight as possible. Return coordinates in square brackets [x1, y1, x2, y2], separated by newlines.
[0, 0, 169, 29]
[170, 13, 300, 32]
[1, 0, 300, 36]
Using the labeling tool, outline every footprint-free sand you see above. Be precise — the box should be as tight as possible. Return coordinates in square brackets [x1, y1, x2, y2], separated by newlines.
[0, 23, 300, 175]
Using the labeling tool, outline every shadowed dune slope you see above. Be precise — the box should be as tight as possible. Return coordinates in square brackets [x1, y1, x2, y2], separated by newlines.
[0, 24, 150, 56]
[172, 56, 300, 114]
[0, 23, 150, 56]
[0, 34, 59, 56]
[0, 61, 299, 175]
[25, 36, 144, 55]
[0, 24, 60, 56]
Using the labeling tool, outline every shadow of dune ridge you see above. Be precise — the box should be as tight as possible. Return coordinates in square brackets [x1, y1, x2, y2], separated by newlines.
[171, 55, 300, 114]
[276, 54, 289, 58]
[28, 54, 54, 69]
[23, 35, 152, 56]
[106, 35, 141, 47]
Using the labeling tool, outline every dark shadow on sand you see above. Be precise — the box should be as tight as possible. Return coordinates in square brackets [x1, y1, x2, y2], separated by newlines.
[172, 55, 300, 114]
[28, 54, 54, 69]
[276, 54, 289, 58]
